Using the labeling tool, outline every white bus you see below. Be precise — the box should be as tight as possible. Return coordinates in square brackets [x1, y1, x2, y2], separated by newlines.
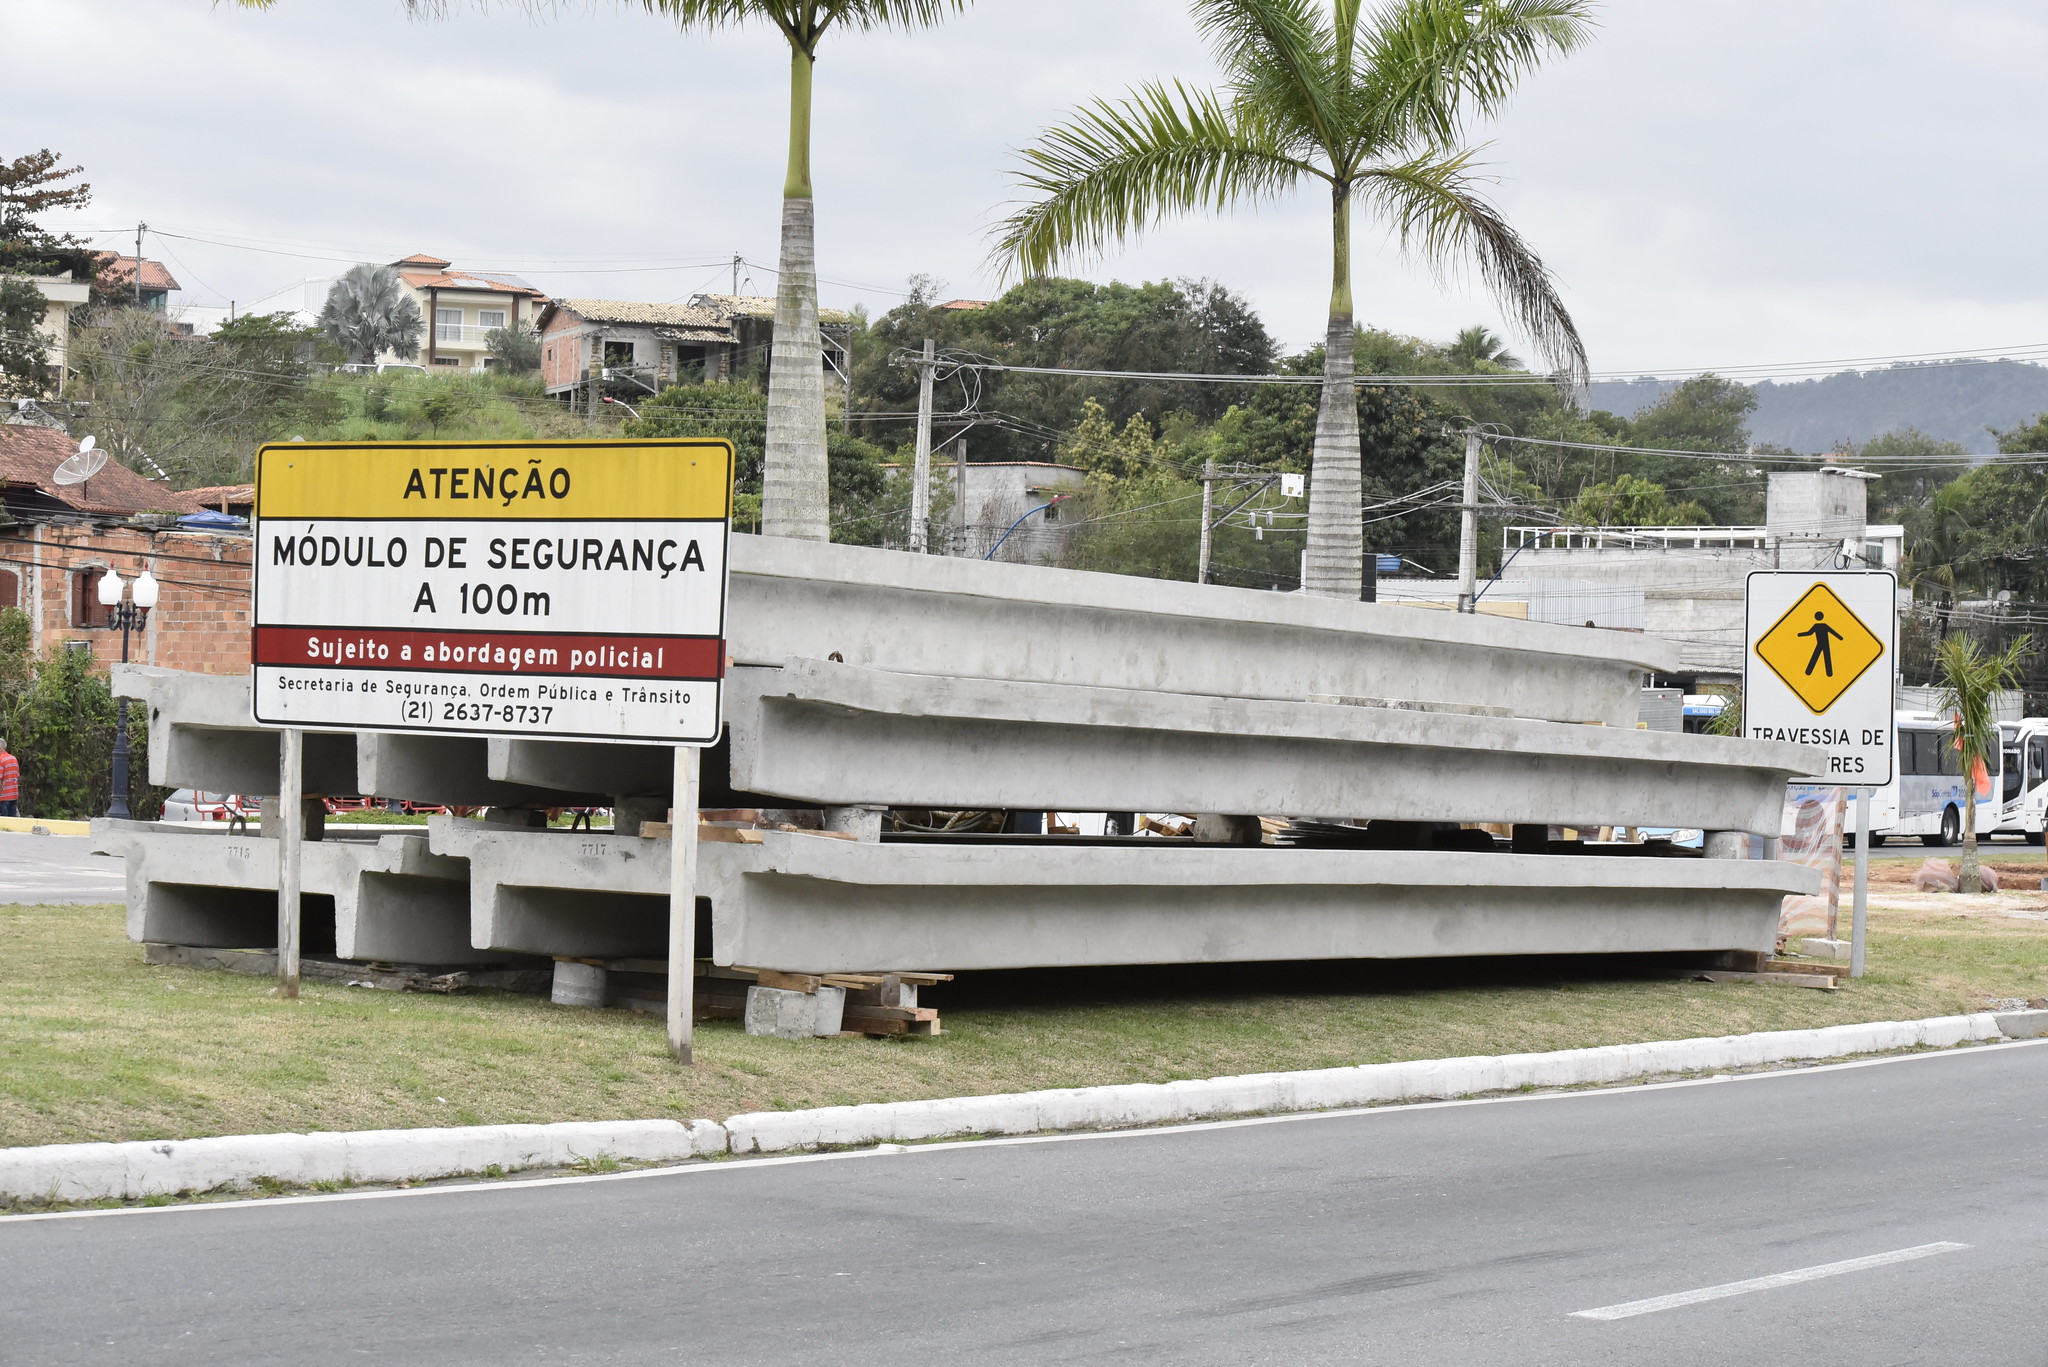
[1994, 718, 2048, 845]
[1789, 710, 2000, 847]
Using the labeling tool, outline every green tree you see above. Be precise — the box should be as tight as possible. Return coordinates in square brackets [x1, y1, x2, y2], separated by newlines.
[486, 321, 542, 374]
[850, 274, 1278, 460]
[1629, 373, 1756, 453]
[318, 264, 422, 365]
[0, 277, 49, 399]
[1561, 472, 1708, 527]
[1857, 426, 1966, 521]
[997, 0, 1592, 597]
[71, 308, 321, 487]
[1936, 633, 2031, 894]
[0, 150, 98, 278]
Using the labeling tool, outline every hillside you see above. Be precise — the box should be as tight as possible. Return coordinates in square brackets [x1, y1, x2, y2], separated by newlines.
[1587, 359, 2048, 454]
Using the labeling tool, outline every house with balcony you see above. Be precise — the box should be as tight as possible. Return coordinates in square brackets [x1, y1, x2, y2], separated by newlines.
[392, 254, 548, 371]
[535, 294, 852, 398]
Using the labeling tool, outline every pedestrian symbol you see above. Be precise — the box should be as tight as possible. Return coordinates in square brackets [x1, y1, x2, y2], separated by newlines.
[1753, 582, 1886, 714]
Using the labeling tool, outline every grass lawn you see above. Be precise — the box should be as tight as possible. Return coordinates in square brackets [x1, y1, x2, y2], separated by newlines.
[3, 889, 2046, 1151]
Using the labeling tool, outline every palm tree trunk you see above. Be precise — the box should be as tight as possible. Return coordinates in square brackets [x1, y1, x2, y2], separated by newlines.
[1961, 766, 1980, 894]
[761, 42, 829, 542]
[1303, 183, 1361, 598]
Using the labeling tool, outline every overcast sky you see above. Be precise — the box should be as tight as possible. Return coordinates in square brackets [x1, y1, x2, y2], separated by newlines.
[7, 0, 2045, 375]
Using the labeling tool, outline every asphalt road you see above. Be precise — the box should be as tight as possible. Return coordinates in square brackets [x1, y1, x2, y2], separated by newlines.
[0, 830, 124, 904]
[5, 1042, 2045, 1366]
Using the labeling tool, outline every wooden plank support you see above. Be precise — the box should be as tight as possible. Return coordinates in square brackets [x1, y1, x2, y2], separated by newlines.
[1691, 969, 1838, 990]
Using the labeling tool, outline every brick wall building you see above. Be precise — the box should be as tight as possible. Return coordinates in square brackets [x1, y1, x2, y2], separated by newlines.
[0, 424, 251, 674]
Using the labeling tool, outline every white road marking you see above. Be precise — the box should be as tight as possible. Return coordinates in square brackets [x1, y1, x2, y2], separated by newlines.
[3, 1039, 2043, 1226]
[1571, 1242, 1970, 1320]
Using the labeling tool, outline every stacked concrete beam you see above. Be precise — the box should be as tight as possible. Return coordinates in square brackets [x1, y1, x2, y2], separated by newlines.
[92, 822, 489, 965]
[723, 657, 1802, 832]
[104, 533, 1824, 978]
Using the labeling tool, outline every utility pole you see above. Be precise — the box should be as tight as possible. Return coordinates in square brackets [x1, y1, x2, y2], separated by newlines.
[1198, 458, 1217, 585]
[1198, 464, 1277, 587]
[133, 223, 145, 307]
[1456, 428, 1481, 613]
[731, 253, 742, 297]
[909, 339, 935, 553]
[587, 330, 602, 428]
[955, 436, 969, 555]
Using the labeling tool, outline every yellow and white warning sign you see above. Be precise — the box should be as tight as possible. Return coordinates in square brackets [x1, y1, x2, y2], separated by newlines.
[1744, 571, 1898, 782]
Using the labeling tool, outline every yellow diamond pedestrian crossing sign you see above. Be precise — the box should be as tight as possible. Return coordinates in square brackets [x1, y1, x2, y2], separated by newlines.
[1753, 582, 1885, 714]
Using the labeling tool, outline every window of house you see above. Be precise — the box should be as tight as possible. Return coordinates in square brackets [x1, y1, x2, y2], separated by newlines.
[0, 568, 16, 609]
[71, 570, 111, 628]
[435, 307, 464, 342]
[432, 356, 461, 366]
[604, 340, 635, 367]
[1039, 498, 1061, 522]
[478, 310, 506, 331]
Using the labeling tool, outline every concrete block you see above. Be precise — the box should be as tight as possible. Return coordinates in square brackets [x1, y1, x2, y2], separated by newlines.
[744, 984, 846, 1039]
[1995, 1009, 2048, 1039]
[93, 820, 496, 964]
[724, 659, 1822, 833]
[551, 960, 607, 1008]
[1798, 937, 1852, 960]
[728, 534, 1674, 726]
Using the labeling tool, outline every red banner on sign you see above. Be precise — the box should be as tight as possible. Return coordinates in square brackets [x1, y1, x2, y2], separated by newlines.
[253, 626, 723, 681]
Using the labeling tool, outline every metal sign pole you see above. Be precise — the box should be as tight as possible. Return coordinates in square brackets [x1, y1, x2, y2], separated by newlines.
[667, 745, 701, 1064]
[277, 728, 303, 999]
[1850, 785, 1871, 979]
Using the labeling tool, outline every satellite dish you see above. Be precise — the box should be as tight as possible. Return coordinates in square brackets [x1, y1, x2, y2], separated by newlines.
[53, 438, 108, 487]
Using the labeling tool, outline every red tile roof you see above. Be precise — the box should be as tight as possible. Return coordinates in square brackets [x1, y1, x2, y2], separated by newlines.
[398, 269, 547, 299]
[0, 426, 203, 516]
[96, 254, 180, 293]
[183, 484, 255, 510]
[392, 253, 453, 269]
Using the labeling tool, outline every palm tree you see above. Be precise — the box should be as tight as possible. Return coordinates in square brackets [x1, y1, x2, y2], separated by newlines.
[1936, 633, 2031, 894]
[237, 0, 969, 542]
[1447, 323, 1520, 370]
[997, 0, 1592, 597]
[317, 265, 422, 366]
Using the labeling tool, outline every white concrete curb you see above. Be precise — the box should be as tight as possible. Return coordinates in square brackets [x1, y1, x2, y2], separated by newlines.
[0, 1119, 727, 1204]
[5, 1012, 2039, 1203]
[722, 1013, 2009, 1152]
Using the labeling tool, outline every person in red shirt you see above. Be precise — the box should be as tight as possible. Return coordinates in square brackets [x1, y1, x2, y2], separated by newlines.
[0, 737, 19, 818]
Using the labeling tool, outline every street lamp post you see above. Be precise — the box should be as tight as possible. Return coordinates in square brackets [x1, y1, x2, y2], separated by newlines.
[98, 567, 159, 820]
